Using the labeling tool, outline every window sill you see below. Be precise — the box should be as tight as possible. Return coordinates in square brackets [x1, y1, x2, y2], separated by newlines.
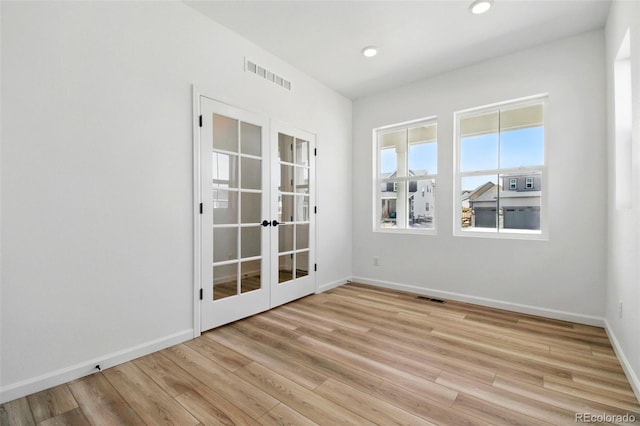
[374, 228, 438, 236]
[455, 227, 548, 241]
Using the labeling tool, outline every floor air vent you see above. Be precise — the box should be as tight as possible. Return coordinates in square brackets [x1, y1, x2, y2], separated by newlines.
[417, 296, 445, 303]
[245, 59, 292, 91]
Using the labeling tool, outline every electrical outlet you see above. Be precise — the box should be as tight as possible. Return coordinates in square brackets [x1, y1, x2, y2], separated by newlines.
[618, 300, 623, 318]
[373, 256, 379, 267]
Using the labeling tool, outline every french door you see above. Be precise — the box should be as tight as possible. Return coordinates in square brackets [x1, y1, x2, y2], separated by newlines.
[270, 124, 316, 308]
[198, 96, 315, 331]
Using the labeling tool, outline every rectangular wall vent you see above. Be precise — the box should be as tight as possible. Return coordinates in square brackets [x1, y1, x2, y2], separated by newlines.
[245, 59, 292, 91]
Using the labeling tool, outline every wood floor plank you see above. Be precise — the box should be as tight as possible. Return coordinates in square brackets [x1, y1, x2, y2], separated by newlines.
[36, 407, 89, 426]
[257, 403, 319, 426]
[175, 390, 260, 426]
[26, 385, 77, 424]
[452, 393, 553, 426]
[68, 374, 144, 425]
[0, 398, 35, 426]
[543, 375, 640, 412]
[161, 344, 280, 419]
[315, 378, 435, 425]
[493, 374, 640, 417]
[436, 371, 577, 424]
[2, 283, 638, 425]
[185, 333, 252, 372]
[297, 334, 458, 406]
[207, 325, 328, 390]
[229, 320, 385, 395]
[369, 380, 488, 425]
[235, 362, 374, 425]
[571, 373, 638, 397]
[103, 361, 200, 425]
[133, 351, 207, 398]
[431, 329, 628, 382]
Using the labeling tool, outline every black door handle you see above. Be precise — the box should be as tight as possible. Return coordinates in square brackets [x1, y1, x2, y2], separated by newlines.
[272, 220, 280, 227]
[261, 220, 271, 227]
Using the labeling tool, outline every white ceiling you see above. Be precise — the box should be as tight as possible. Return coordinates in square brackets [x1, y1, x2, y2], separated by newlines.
[186, 0, 611, 100]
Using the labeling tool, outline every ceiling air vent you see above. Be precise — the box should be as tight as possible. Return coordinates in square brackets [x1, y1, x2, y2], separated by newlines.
[245, 59, 292, 91]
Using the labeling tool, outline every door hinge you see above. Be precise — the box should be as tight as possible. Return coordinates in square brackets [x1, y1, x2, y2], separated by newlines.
[314, 263, 317, 272]
[199, 288, 203, 300]
[199, 203, 203, 214]
[314, 148, 317, 156]
[314, 206, 317, 214]
[199, 115, 203, 127]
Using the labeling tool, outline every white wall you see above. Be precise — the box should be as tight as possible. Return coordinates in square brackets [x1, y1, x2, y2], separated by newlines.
[605, 0, 640, 398]
[352, 31, 607, 323]
[0, 1, 352, 402]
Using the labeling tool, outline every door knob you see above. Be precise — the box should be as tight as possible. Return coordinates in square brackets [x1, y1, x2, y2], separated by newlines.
[261, 220, 271, 227]
[272, 220, 280, 227]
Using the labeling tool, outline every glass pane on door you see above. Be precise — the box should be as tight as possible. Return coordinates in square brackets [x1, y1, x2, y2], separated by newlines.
[213, 264, 237, 300]
[241, 122, 261, 157]
[278, 254, 293, 283]
[278, 194, 294, 223]
[296, 252, 309, 279]
[213, 227, 237, 262]
[279, 224, 294, 253]
[241, 260, 261, 293]
[241, 193, 261, 223]
[296, 224, 309, 250]
[295, 138, 309, 166]
[212, 114, 238, 152]
[241, 158, 261, 190]
[241, 226, 261, 258]
[278, 133, 294, 163]
[213, 191, 238, 224]
[212, 114, 264, 302]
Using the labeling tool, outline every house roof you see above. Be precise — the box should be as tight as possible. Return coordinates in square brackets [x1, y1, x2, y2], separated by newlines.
[470, 185, 500, 203]
[466, 181, 496, 200]
[380, 170, 429, 180]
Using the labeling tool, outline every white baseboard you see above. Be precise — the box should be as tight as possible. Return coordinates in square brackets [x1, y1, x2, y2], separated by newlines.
[317, 277, 349, 293]
[604, 320, 640, 403]
[0, 329, 193, 404]
[351, 276, 604, 327]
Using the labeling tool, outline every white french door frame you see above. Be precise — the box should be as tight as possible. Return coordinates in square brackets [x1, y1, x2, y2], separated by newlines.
[269, 121, 318, 308]
[192, 86, 202, 338]
[191, 86, 318, 337]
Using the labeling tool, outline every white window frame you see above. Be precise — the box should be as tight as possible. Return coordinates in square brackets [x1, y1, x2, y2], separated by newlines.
[525, 177, 534, 189]
[509, 178, 517, 190]
[453, 95, 548, 240]
[373, 116, 437, 235]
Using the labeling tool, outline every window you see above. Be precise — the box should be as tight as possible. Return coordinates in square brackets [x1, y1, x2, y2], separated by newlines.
[525, 177, 534, 189]
[615, 29, 632, 210]
[375, 118, 437, 232]
[455, 96, 546, 237]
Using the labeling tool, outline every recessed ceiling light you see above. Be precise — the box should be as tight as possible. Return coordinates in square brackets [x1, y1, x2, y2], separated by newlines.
[469, 0, 493, 14]
[361, 46, 378, 58]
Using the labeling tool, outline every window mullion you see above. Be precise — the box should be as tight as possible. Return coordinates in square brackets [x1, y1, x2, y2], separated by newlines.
[396, 130, 408, 229]
[496, 111, 502, 232]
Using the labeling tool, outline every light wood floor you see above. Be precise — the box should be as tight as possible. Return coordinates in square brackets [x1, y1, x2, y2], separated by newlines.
[2, 283, 639, 425]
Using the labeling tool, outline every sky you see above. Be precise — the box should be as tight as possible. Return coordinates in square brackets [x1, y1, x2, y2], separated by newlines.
[380, 126, 544, 191]
[380, 142, 437, 175]
[461, 126, 544, 190]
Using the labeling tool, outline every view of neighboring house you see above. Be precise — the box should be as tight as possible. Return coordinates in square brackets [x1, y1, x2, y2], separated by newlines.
[464, 173, 541, 230]
[381, 170, 435, 228]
